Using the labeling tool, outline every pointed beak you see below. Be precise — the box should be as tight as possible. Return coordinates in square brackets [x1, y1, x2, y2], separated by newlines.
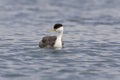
[47, 29, 54, 32]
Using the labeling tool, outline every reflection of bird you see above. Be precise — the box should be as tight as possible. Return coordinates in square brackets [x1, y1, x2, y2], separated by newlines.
[39, 24, 64, 49]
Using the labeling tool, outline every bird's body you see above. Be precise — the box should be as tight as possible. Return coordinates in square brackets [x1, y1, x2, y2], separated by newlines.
[39, 36, 57, 48]
[39, 24, 64, 49]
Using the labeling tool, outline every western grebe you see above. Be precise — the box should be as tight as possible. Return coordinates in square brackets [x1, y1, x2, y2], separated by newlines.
[39, 24, 64, 49]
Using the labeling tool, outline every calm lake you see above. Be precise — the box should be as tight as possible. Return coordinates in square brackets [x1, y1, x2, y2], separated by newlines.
[0, 0, 120, 80]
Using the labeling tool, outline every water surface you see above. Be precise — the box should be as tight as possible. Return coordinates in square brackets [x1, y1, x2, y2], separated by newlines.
[0, 0, 120, 80]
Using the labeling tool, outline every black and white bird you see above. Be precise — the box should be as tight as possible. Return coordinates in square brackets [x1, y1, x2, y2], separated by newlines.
[39, 24, 64, 49]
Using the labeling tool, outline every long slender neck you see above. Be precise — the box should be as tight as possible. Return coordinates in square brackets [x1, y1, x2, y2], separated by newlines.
[54, 32, 63, 48]
[57, 32, 63, 40]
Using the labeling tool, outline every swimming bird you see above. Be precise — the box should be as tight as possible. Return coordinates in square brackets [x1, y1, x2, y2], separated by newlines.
[39, 24, 64, 49]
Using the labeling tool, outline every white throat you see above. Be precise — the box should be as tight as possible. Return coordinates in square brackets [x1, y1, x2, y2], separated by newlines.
[54, 31, 63, 48]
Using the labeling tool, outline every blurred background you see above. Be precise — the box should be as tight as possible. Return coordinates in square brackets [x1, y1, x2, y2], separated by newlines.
[0, 0, 120, 80]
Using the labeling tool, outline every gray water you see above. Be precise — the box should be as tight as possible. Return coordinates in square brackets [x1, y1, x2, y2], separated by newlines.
[0, 0, 120, 80]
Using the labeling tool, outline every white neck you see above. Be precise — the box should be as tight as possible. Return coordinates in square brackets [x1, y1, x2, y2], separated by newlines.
[54, 32, 63, 48]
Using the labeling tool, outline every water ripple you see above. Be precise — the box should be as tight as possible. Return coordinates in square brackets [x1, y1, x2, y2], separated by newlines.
[0, 0, 120, 80]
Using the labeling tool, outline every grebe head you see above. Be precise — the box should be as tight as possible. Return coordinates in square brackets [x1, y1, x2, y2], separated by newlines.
[54, 24, 63, 33]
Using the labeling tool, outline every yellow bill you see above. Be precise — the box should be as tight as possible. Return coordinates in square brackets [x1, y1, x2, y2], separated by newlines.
[47, 29, 54, 32]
